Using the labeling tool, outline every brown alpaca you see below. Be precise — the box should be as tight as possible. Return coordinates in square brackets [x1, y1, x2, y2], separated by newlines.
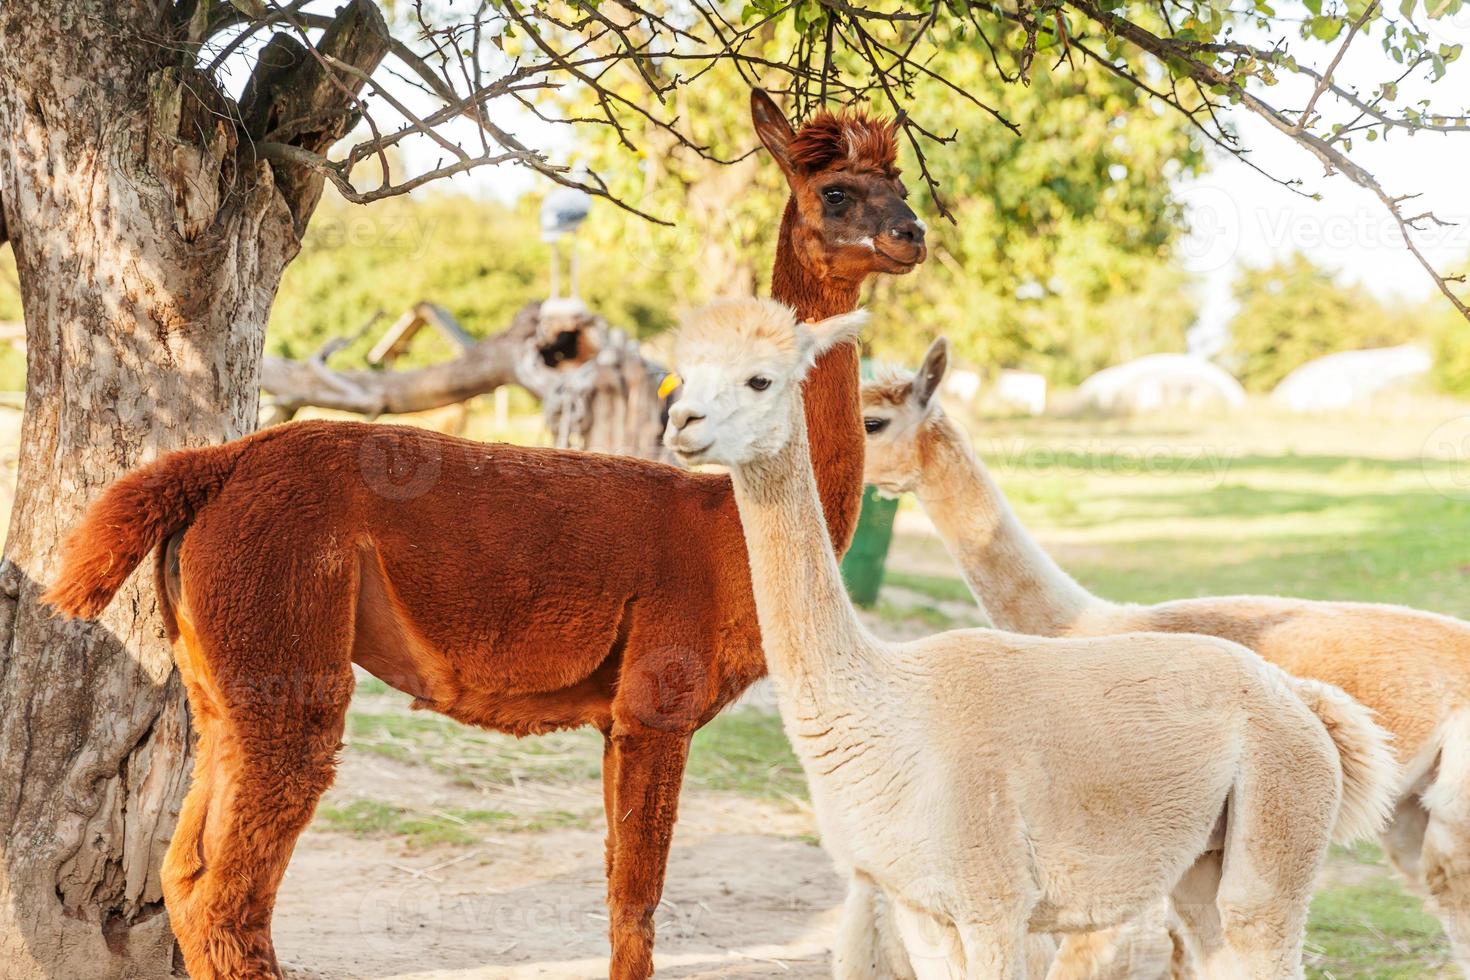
[42, 91, 926, 980]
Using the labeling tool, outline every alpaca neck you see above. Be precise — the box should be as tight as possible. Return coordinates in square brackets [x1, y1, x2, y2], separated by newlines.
[917, 412, 1102, 636]
[729, 404, 869, 684]
[769, 198, 864, 555]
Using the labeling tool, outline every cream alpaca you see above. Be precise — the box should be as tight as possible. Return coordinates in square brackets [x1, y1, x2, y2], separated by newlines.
[862, 337, 1470, 976]
[665, 299, 1397, 980]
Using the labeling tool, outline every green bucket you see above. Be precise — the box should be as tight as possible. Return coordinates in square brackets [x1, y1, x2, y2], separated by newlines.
[840, 484, 899, 608]
[839, 357, 899, 608]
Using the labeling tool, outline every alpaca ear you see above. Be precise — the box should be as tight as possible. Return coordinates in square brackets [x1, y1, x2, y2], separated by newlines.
[751, 89, 796, 179]
[802, 309, 870, 362]
[912, 337, 949, 408]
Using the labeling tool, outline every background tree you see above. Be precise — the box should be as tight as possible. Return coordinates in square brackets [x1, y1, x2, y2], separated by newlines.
[1424, 258, 1470, 396]
[1227, 253, 1403, 391]
[0, 4, 391, 974]
[867, 55, 1201, 379]
[568, 35, 1206, 378]
[2, 1, 1468, 977]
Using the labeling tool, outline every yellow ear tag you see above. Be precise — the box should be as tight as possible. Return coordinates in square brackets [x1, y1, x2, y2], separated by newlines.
[657, 372, 682, 399]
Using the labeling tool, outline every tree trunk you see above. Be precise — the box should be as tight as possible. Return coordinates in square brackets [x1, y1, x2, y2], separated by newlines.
[0, 7, 304, 977]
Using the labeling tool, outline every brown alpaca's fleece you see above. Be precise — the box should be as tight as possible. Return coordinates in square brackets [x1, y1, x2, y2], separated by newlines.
[44, 101, 920, 980]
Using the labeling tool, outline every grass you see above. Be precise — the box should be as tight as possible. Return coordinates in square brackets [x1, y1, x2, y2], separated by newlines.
[872, 596, 970, 631]
[346, 698, 603, 787]
[686, 708, 806, 800]
[1306, 845, 1452, 977]
[347, 692, 810, 806]
[1306, 879, 1451, 978]
[317, 798, 587, 847]
[889, 414, 1470, 618]
[883, 569, 976, 605]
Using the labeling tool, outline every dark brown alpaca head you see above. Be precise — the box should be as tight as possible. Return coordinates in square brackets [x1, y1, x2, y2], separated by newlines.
[751, 90, 927, 291]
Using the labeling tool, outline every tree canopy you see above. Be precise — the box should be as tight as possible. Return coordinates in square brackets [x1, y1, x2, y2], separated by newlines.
[160, 0, 1470, 325]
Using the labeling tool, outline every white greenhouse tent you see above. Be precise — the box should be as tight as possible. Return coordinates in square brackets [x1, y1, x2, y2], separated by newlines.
[1270, 345, 1432, 413]
[1077, 353, 1246, 415]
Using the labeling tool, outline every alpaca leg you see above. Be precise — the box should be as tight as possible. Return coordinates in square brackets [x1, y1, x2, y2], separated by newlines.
[1047, 929, 1120, 980]
[1046, 921, 1171, 980]
[602, 734, 619, 883]
[1422, 801, 1470, 974]
[1381, 793, 1429, 888]
[1206, 912, 1304, 980]
[605, 729, 692, 980]
[1184, 860, 1310, 979]
[834, 874, 914, 980]
[162, 681, 225, 970]
[1166, 852, 1222, 980]
[887, 902, 964, 980]
[1164, 905, 1200, 980]
[164, 669, 353, 980]
[165, 578, 356, 977]
[1022, 933, 1059, 979]
[1206, 734, 1335, 980]
[954, 918, 1028, 980]
[1212, 833, 1317, 980]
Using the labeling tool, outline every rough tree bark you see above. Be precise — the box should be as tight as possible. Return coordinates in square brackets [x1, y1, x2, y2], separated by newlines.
[0, 4, 387, 977]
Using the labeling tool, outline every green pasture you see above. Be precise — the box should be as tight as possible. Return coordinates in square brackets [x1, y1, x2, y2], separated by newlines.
[886, 401, 1470, 620]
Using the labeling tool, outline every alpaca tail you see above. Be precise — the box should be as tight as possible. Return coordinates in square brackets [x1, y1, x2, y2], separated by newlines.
[43, 439, 249, 619]
[1289, 677, 1401, 845]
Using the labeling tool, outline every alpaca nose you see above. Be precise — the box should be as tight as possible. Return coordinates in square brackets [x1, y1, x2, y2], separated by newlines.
[669, 404, 706, 431]
[886, 219, 925, 246]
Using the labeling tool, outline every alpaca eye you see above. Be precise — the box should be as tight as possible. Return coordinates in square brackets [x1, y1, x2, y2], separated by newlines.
[864, 418, 889, 434]
[822, 187, 846, 206]
[747, 376, 772, 391]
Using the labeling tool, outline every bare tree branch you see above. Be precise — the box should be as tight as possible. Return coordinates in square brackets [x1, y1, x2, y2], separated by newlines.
[260, 302, 542, 416]
[1296, 0, 1378, 133]
[1064, 0, 1469, 318]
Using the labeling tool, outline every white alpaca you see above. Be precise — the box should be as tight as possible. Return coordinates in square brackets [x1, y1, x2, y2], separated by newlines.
[862, 337, 1470, 978]
[664, 299, 1399, 980]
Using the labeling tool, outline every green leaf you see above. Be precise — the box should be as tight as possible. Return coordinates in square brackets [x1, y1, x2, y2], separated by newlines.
[1310, 15, 1345, 40]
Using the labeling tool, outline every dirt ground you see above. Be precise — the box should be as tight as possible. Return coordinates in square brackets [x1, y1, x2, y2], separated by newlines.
[272, 717, 1417, 980]
[275, 746, 843, 979]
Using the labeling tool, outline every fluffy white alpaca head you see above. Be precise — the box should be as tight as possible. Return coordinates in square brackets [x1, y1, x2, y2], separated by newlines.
[664, 298, 868, 467]
[860, 336, 948, 495]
